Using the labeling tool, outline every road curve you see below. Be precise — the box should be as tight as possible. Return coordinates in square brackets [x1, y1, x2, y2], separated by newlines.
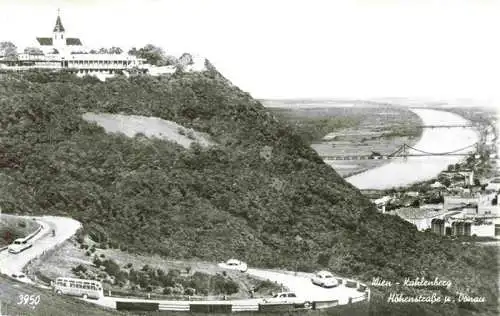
[246, 269, 363, 304]
[88, 269, 365, 309]
[0, 215, 367, 311]
[0, 216, 81, 279]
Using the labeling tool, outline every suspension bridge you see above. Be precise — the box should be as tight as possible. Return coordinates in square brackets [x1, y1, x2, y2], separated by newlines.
[322, 143, 478, 161]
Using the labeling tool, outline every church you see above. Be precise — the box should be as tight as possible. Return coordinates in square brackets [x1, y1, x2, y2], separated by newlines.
[7, 11, 146, 75]
[36, 12, 85, 55]
[35, 12, 84, 55]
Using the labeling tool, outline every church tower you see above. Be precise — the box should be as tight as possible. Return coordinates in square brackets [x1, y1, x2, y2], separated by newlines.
[52, 10, 66, 53]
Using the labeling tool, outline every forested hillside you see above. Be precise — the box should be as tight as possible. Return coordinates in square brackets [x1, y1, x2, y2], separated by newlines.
[0, 68, 497, 315]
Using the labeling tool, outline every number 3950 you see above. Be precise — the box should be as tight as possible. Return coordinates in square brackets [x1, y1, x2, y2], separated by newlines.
[17, 294, 40, 306]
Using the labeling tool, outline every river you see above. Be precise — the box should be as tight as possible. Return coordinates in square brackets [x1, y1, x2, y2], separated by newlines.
[345, 108, 479, 190]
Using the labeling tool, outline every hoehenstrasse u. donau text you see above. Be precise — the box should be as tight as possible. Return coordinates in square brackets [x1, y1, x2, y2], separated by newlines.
[372, 277, 451, 289]
[387, 293, 486, 304]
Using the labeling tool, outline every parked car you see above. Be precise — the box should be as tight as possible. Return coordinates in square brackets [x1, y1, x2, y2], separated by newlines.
[11, 272, 34, 284]
[262, 292, 311, 308]
[311, 270, 339, 288]
[8, 238, 32, 254]
[218, 259, 248, 272]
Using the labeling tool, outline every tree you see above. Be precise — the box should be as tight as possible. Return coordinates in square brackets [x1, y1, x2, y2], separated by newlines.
[441, 178, 452, 187]
[0, 41, 17, 58]
[128, 47, 138, 56]
[131, 44, 168, 66]
[23, 47, 44, 55]
[109, 47, 123, 54]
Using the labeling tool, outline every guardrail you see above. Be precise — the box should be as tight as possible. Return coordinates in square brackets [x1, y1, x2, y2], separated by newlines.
[116, 297, 367, 313]
[113, 274, 371, 313]
[232, 303, 259, 312]
[190, 304, 232, 313]
[258, 303, 296, 312]
[313, 300, 339, 310]
[351, 295, 367, 304]
[24, 223, 43, 242]
[116, 301, 159, 311]
[158, 303, 189, 311]
[0, 221, 43, 254]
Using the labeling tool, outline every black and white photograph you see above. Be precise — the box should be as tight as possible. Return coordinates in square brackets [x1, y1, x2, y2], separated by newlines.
[0, 0, 498, 315]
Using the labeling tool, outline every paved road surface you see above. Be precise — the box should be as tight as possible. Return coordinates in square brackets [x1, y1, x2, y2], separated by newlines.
[0, 215, 366, 310]
[246, 269, 363, 304]
[89, 268, 363, 309]
[0, 216, 81, 280]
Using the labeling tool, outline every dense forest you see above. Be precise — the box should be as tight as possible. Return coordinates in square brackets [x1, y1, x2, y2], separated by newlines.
[0, 68, 497, 315]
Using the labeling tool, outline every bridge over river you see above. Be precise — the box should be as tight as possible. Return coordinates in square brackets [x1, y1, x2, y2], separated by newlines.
[322, 142, 478, 161]
[343, 108, 480, 190]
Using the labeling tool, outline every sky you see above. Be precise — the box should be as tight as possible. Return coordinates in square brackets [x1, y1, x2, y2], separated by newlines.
[0, 0, 498, 106]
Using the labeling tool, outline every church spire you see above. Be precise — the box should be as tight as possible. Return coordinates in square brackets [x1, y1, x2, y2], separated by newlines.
[53, 9, 65, 32]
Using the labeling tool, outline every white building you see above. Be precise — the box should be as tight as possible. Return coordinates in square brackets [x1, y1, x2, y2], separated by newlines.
[36, 13, 85, 55]
[2, 12, 145, 74]
[372, 196, 391, 213]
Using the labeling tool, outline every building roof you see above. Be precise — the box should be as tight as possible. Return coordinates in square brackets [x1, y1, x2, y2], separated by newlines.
[373, 196, 391, 205]
[66, 38, 82, 46]
[37, 37, 53, 46]
[394, 207, 447, 220]
[53, 15, 65, 32]
[430, 181, 444, 188]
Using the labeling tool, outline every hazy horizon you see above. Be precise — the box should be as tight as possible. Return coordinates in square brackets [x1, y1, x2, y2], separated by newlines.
[260, 98, 498, 109]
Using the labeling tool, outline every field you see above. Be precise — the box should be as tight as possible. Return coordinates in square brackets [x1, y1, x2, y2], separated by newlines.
[265, 102, 423, 177]
[0, 214, 38, 247]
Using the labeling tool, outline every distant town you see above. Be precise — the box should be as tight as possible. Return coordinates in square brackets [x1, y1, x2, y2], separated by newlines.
[365, 115, 499, 240]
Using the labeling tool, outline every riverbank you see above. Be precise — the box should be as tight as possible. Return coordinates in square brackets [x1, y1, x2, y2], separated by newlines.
[346, 108, 479, 190]
[265, 104, 424, 178]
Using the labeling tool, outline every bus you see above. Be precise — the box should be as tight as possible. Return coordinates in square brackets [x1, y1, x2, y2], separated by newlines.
[53, 277, 104, 299]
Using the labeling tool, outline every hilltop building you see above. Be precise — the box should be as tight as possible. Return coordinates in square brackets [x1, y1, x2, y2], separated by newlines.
[36, 13, 84, 55]
[1, 12, 145, 75]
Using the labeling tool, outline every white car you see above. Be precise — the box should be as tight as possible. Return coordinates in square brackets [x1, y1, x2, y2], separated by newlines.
[8, 238, 33, 254]
[10, 272, 34, 284]
[218, 259, 248, 272]
[11, 272, 26, 279]
[262, 292, 311, 308]
[311, 270, 339, 288]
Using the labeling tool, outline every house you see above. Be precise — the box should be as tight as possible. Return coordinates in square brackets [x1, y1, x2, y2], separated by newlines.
[405, 191, 419, 197]
[485, 178, 500, 192]
[371, 196, 392, 213]
[430, 181, 445, 189]
[430, 210, 500, 238]
[443, 195, 479, 211]
[392, 207, 448, 231]
[420, 203, 443, 210]
[440, 170, 474, 186]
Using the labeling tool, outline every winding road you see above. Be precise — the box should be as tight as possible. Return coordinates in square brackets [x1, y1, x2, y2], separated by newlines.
[0, 215, 367, 311]
[0, 216, 81, 278]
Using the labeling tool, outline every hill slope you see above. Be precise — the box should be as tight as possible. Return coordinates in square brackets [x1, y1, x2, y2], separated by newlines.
[0, 68, 497, 315]
[0, 275, 122, 316]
